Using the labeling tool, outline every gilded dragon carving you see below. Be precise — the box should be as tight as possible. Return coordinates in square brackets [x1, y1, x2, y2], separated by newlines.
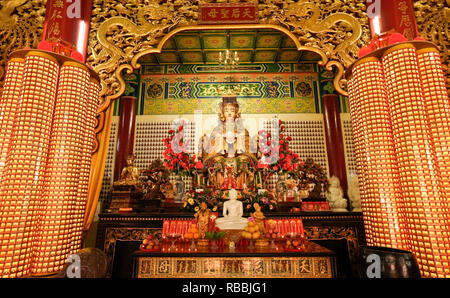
[0, 0, 46, 93]
[87, 0, 369, 99]
[276, 1, 364, 67]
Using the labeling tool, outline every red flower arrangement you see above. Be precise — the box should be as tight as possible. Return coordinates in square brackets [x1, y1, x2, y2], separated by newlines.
[162, 123, 202, 176]
[257, 119, 302, 177]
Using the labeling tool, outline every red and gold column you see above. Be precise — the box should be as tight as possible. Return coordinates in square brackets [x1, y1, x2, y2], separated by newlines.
[382, 43, 450, 277]
[72, 79, 100, 253]
[347, 71, 372, 242]
[347, 41, 450, 278]
[0, 52, 60, 278]
[347, 57, 406, 249]
[31, 61, 91, 275]
[416, 48, 450, 200]
[0, 58, 23, 178]
[0, 0, 99, 278]
[0, 50, 101, 278]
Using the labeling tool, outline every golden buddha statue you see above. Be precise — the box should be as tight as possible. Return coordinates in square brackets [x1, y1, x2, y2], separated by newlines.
[202, 97, 257, 190]
[194, 202, 211, 238]
[251, 202, 266, 237]
[113, 154, 140, 188]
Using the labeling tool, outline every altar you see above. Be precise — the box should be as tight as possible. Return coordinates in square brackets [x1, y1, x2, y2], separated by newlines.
[132, 241, 337, 278]
[96, 211, 364, 278]
[98, 67, 366, 279]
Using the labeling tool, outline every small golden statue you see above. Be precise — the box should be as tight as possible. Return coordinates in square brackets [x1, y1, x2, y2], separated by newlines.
[113, 154, 140, 188]
[252, 202, 269, 248]
[251, 202, 266, 237]
[194, 202, 211, 239]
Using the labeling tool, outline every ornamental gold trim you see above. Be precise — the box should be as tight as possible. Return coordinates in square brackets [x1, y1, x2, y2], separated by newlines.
[87, 0, 370, 103]
[130, 24, 329, 70]
[136, 256, 334, 278]
[1, 1, 448, 100]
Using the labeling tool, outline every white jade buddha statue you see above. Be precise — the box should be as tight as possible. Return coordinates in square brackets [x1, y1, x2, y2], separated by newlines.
[326, 176, 348, 212]
[215, 189, 248, 230]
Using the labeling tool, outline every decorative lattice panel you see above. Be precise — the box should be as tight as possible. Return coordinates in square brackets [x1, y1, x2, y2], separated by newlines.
[263, 119, 329, 191]
[99, 121, 118, 202]
[134, 120, 196, 190]
[342, 119, 357, 179]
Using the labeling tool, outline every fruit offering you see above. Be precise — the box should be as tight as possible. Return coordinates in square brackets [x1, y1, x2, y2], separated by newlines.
[285, 233, 306, 251]
[184, 223, 201, 240]
[241, 221, 261, 240]
[140, 233, 160, 251]
[265, 220, 284, 239]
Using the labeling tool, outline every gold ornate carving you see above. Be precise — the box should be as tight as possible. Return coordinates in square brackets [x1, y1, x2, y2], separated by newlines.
[88, 0, 368, 100]
[414, 0, 450, 91]
[0, 0, 46, 93]
[0, 1, 446, 105]
[136, 256, 334, 278]
[88, 0, 197, 100]
[272, 0, 367, 67]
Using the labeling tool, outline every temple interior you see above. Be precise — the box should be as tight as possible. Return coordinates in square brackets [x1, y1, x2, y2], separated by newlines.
[0, 0, 448, 281]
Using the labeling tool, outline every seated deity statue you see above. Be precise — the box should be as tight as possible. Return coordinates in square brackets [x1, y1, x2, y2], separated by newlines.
[215, 189, 248, 230]
[326, 176, 348, 212]
[113, 154, 140, 188]
[202, 97, 257, 190]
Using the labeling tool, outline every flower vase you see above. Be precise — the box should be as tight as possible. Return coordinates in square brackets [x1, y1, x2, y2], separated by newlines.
[210, 239, 219, 250]
[174, 174, 185, 203]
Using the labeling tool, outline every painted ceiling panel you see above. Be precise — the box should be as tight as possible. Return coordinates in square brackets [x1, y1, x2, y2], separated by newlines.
[138, 29, 321, 65]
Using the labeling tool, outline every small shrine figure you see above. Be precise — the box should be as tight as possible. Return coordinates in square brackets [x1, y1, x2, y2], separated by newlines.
[113, 154, 140, 188]
[251, 202, 265, 237]
[194, 202, 211, 238]
[173, 175, 185, 203]
[275, 174, 288, 202]
[237, 162, 254, 189]
[221, 165, 237, 190]
[326, 176, 348, 212]
[348, 175, 362, 212]
[162, 183, 174, 202]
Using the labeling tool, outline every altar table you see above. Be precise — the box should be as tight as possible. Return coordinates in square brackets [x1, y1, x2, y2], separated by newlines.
[132, 241, 337, 278]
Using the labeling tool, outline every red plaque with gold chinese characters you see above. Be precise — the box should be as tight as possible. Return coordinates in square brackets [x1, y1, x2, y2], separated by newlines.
[198, 3, 258, 25]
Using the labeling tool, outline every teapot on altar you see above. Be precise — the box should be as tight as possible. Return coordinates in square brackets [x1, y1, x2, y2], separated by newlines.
[197, 96, 261, 191]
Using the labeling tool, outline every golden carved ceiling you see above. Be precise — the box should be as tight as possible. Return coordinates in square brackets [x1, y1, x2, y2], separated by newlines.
[414, 0, 449, 89]
[0, 0, 448, 100]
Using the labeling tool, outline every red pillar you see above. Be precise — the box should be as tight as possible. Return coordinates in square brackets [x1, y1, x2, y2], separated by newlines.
[114, 96, 137, 181]
[38, 0, 94, 63]
[322, 94, 348, 197]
